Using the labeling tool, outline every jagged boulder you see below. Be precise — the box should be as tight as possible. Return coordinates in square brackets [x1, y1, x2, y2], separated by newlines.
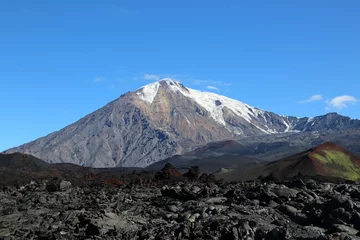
[46, 178, 61, 192]
[183, 166, 200, 180]
[154, 163, 182, 181]
[59, 180, 72, 191]
[199, 173, 216, 183]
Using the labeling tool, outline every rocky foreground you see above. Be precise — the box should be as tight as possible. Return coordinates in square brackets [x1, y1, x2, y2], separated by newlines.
[2, 173, 360, 240]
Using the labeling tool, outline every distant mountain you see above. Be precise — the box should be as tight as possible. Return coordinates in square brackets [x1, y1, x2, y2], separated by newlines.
[4, 79, 360, 167]
[0, 152, 50, 170]
[148, 129, 360, 172]
[0, 152, 51, 187]
[237, 128, 360, 161]
[201, 129, 360, 162]
[147, 140, 264, 172]
[0, 152, 140, 187]
[218, 142, 360, 181]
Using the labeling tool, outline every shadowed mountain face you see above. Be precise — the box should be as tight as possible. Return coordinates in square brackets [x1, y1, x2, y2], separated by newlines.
[4, 79, 360, 168]
[0, 152, 142, 188]
[0, 152, 50, 170]
[237, 129, 360, 161]
[0, 152, 53, 187]
[147, 140, 264, 173]
[218, 142, 360, 182]
[148, 130, 360, 173]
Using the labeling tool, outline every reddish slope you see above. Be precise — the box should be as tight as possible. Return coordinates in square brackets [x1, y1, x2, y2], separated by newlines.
[307, 142, 360, 180]
[218, 142, 360, 181]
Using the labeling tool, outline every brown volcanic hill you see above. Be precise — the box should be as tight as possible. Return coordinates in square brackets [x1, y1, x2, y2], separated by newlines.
[0, 153, 140, 188]
[0, 152, 50, 170]
[218, 142, 360, 182]
[0, 153, 54, 187]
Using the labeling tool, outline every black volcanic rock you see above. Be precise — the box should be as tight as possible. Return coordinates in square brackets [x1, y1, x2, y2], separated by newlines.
[46, 181, 59, 192]
[86, 223, 100, 237]
[199, 173, 216, 182]
[154, 163, 182, 181]
[183, 166, 200, 180]
[2, 175, 360, 239]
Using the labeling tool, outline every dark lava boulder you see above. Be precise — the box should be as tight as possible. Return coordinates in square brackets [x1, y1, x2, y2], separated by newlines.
[154, 163, 182, 181]
[103, 178, 125, 186]
[46, 178, 61, 192]
[183, 166, 200, 180]
[199, 173, 216, 183]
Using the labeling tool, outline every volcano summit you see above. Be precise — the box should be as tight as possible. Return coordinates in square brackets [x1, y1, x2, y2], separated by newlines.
[5, 79, 360, 168]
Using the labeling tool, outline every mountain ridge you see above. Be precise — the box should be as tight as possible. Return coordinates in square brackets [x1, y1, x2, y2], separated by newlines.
[4, 79, 360, 168]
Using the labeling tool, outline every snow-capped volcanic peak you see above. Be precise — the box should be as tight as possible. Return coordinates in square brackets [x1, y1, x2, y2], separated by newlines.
[136, 79, 266, 126]
[136, 79, 188, 103]
[136, 81, 160, 103]
[7, 76, 357, 169]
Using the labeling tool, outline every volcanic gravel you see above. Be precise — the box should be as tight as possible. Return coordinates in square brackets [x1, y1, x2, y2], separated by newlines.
[2, 177, 360, 240]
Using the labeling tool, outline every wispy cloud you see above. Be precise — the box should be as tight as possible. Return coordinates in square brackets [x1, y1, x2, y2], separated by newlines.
[206, 86, 220, 91]
[193, 80, 231, 88]
[193, 80, 208, 85]
[143, 74, 161, 81]
[211, 81, 232, 86]
[328, 95, 358, 109]
[300, 94, 323, 103]
[94, 76, 105, 83]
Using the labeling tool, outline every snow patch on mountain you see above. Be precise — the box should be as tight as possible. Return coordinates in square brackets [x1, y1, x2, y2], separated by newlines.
[283, 119, 291, 132]
[137, 79, 325, 134]
[136, 81, 160, 103]
[137, 79, 274, 131]
[136, 79, 187, 103]
[187, 89, 256, 126]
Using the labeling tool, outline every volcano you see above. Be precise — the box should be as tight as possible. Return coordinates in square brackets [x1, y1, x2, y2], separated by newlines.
[4, 79, 360, 168]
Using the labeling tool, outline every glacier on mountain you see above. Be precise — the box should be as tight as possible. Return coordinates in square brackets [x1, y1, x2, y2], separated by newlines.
[136, 79, 283, 133]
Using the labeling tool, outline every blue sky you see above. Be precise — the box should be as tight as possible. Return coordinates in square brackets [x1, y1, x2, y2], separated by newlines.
[1, 0, 359, 151]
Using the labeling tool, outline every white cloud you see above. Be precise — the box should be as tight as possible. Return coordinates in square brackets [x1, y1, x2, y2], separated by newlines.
[94, 76, 105, 83]
[300, 94, 323, 103]
[211, 81, 231, 86]
[329, 95, 358, 109]
[193, 80, 231, 88]
[206, 86, 220, 91]
[193, 80, 208, 85]
[143, 74, 160, 81]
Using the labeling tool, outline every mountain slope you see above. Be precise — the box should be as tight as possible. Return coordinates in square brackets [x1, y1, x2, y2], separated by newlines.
[5, 79, 360, 167]
[0, 152, 50, 170]
[147, 140, 263, 173]
[218, 142, 360, 181]
[148, 128, 360, 173]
